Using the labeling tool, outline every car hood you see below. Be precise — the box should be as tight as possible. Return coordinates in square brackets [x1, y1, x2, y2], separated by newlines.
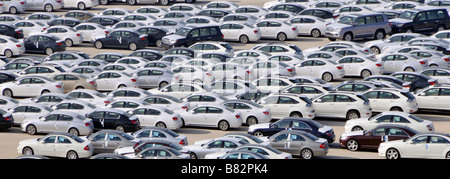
[163, 34, 184, 41]
[248, 123, 270, 132]
[327, 23, 352, 30]
[364, 39, 384, 48]
[341, 131, 364, 138]
[390, 18, 412, 25]
[346, 117, 370, 125]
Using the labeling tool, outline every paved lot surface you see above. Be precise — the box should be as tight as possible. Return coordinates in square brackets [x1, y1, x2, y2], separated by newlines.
[0, 0, 449, 159]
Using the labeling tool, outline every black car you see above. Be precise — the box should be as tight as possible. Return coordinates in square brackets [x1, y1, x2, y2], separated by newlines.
[0, 23, 23, 39]
[0, 109, 13, 130]
[137, 26, 168, 47]
[364, 75, 412, 90]
[86, 16, 120, 27]
[86, 108, 140, 132]
[93, 29, 148, 51]
[129, 49, 163, 61]
[24, 34, 66, 55]
[390, 7, 450, 34]
[390, 72, 438, 91]
[0, 72, 18, 84]
[248, 117, 335, 143]
[196, 9, 229, 19]
[299, 8, 334, 19]
[161, 25, 224, 49]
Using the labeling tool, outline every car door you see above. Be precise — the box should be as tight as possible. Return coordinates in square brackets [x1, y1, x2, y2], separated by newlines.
[414, 12, 430, 32]
[55, 136, 73, 157]
[105, 133, 122, 152]
[359, 127, 386, 149]
[39, 135, 57, 156]
[338, 57, 353, 76]
[40, 114, 58, 133]
[29, 78, 47, 96]
[270, 133, 290, 153]
[381, 55, 396, 73]
[438, 88, 450, 110]
[416, 87, 440, 109]
[187, 107, 207, 126]
[363, 91, 382, 111]
[256, 21, 269, 38]
[427, 135, 450, 158]
[287, 133, 306, 154]
[56, 114, 72, 133]
[90, 132, 107, 153]
[403, 135, 429, 158]
[205, 107, 223, 126]
[136, 70, 150, 88]
[376, 91, 398, 111]
[89, 111, 105, 130]
[334, 95, 354, 117]
[148, 70, 164, 88]
[260, 96, 280, 118]
[313, 94, 335, 117]
[103, 31, 121, 48]
[104, 112, 121, 129]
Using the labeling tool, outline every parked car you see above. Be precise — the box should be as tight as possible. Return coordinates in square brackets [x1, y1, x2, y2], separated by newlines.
[311, 91, 372, 120]
[0, 35, 25, 58]
[17, 132, 93, 159]
[390, 72, 437, 91]
[67, 89, 113, 107]
[255, 19, 298, 41]
[295, 59, 345, 82]
[51, 99, 97, 116]
[0, 109, 13, 130]
[337, 56, 384, 78]
[161, 25, 224, 49]
[25, 0, 63, 12]
[182, 137, 248, 159]
[362, 88, 419, 113]
[129, 127, 188, 145]
[74, 23, 109, 43]
[24, 34, 66, 55]
[0, 76, 64, 97]
[135, 146, 190, 159]
[93, 29, 148, 51]
[205, 144, 291, 159]
[344, 111, 434, 133]
[52, 73, 96, 93]
[222, 99, 272, 125]
[115, 139, 190, 159]
[268, 130, 328, 159]
[13, 20, 49, 38]
[414, 84, 450, 111]
[389, 7, 450, 34]
[340, 124, 420, 151]
[21, 111, 94, 136]
[379, 53, 428, 74]
[86, 15, 120, 27]
[378, 133, 450, 159]
[180, 105, 243, 131]
[89, 71, 138, 91]
[420, 67, 450, 84]
[84, 130, 139, 153]
[86, 108, 140, 132]
[128, 106, 183, 130]
[150, 83, 212, 99]
[1, 0, 27, 14]
[288, 15, 328, 38]
[8, 103, 53, 126]
[257, 94, 316, 120]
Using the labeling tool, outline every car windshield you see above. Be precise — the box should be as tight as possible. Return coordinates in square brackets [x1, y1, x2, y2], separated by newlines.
[398, 11, 417, 20]
[338, 16, 356, 25]
[175, 27, 192, 37]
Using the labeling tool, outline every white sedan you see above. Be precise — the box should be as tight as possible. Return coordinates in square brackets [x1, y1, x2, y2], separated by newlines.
[219, 22, 261, 44]
[257, 94, 316, 120]
[288, 15, 328, 38]
[344, 111, 434, 133]
[255, 19, 299, 41]
[180, 105, 243, 131]
[183, 137, 247, 159]
[378, 53, 428, 73]
[362, 88, 418, 113]
[414, 85, 450, 111]
[37, 25, 83, 47]
[74, 23, 109, 42]
[337, 56, 385, 78]
[311, 92, 372, 120]
[9, 103, 53, 126]
[62, 0, 99, 10]
[67, 89, 114, 107]
[295, 59, 345, 82]
[17, 133, 94, 159]
[0, 35, 25, 58]
[89, 71, 138, 91]
[0, 76, 64, 98]
[21, 111, 94, 136]
[14, 20, 49, 38]
[149, 83, 212, 99]
[128, 106, 183, 130]
[222, 99, 272, 125]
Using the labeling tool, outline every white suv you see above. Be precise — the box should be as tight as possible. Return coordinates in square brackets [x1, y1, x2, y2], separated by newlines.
[311, 91, 372, 120]
[362, 88, 418, 113]
[257, 94, 316, 120]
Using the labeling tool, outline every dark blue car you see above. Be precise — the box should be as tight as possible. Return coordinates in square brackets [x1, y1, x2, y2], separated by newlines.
[93, 29, 148, 51]
[248, 117, 335, 143]
[24, 34, 66, 55]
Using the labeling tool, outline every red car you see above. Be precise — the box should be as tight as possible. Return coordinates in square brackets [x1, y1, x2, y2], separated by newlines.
[339, 124, 419, 151]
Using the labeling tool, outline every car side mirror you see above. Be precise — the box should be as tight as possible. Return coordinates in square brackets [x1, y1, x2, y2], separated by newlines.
[315, 99, 322, 103]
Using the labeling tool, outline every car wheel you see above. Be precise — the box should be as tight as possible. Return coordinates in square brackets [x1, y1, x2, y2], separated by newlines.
[45, 48, 54, 55]
[218, 120, 229, 131]
[68, 128, 79, 136]
[22, 147, 34, 155]
[361, 69, 372, 79]
[246, 116, 258, 126]
[404, 67, 415, 72]
[343, 32, 353, 41]
[129, 43, 138, 51]
[115, 125, 125, 132]
[155, 40, 162, 48]
[346, 139, 359, 151]
[75, 86, 84, 89]
[41, 90, 50, 95]
[77, 2, 86, 10]
[26, 125, 37, 135]
[322, 72, 333, 82]
[386, 148, 400, 159]
[94, 41, 103, 49]
[289, 112, 302, 118]
[253, 131, 264, 137]
[185, 0, 194, 3]
[127, 0, 137, 5]
[351, 126, 364, 131]
[300, 148, 313, 159]
[156, 122, 167, 128]
[9, 7, 18, 14]
[66, 150, 78, 159]
[446, 151, 450, 159]
[159, 81, 168, 88]
[390, 107, 403, 112]
[437, 25, 446, 32]
[370, 46, 380, 55]
[2, 89, 12, 97]
[277, 32, 287, 41]
[239, 35, 249, 44]
[346, 111, 360, 120]
[100, 0, 109, 5]
[405, 28, 413, 33]
[4, 49, 13, 58]
[190, 152, 197, 159]
[374, 30, 385, 40]
[161, 0, 169, 5]
[65, 39, 73, 47]
[44, 4, 53, 12]
[311, 29, 321, 38]
[118, 84, 127, 88]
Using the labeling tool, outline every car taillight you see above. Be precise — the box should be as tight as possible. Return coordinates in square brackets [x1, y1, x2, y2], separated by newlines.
[337, 66, 343, 70]
[105, 31, 109, 34]
[427, 125, 433, 131]
[419, 61, 426, 65]
[5, 117, 11, 121]
[131, 79, 137, 82]
[20, 1, 25, 4]
[56, 0, 62, 3]
[89, 81, 96, 85]
[292, 27, 296, 31]
[55, 85, 61, 88]
[15, 31, 21, 34]
[263, 111, 270, 115]
[76, 34, 81, 36]
[320, 143, 327, 149]
[325, 131, 332, 137]
[206, 72, 212, 76]
[235, 115, 240, 119]
[57, 42, 63, 46]
[182, 106, 188, 110]
[287, 68, 293, 72]
[254, 30, 259, 33]
[16, 45, 22, 48]
[140, 37, 146, 41]
[172, 117, 178, 121]
[179, 140, 186, 145]
[84, 145, 90, 151]
[131, 120, 138, 124]
[444, 58, 449, 62]
[429, 81, 436, 85]
[376, 63, 382, 67]
[388, 22, 391, 26]
[404, 85, 410, 88]
[104, 101, 111, 104]
[246, 70, 251, 74]
[85, 123, 91, 127]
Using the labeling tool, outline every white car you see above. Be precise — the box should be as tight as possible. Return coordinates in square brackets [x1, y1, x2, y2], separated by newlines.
[17, 133, 94, 159]
[232, 5, 269, 18]
[21, 111, 94, 136]
[133, 68, 174, 89]
[362, 88, 418, 113]
[62, 0, 99, 10]
[252, 76, 295, 93]
[257, 94, 316, 120]
[220, 22, 261, 44]
[311, 92, 372, 120]
[189, 41, 234, 56]
[337, 56, 385, 78]
[150, 83, 212, 99]
[344, 111, 434, 133]
[36, 25, 83, 47]
[107, 87, 152, 101]
[98, 8, 132, 18]
[67, 89, 114, 107]
[18, 64, 65, 78]
[220, 14, 259, 24]
[295, 59, 345, 82]
[379, 53, 428, 73]
[171, 66, 213, 84]
[183, 137, 247, 159]
[222, 99, 272, 125]
[205, 144, 292, 159]
[9, 103, 53, 126]
[1, 0, 27, 14]
[25, 12, 60, 24]
[180, 105, 243, 131]
[280, 83, 331, 99]
[248, 61, 296, 79]
[89, 71, 138, 91]
[128, 127, 188, 145]
[182, 92, 228, 106]
[19, 93, 74, 106]
[151, 19, 185, 34]
[409, 49, 450, 67]
[0, 76, 64, 98]
[209, 80, 257, 97]
[267, 54, 303, 66]
[74, 23, 109, 42]
[363, 33, 424, 54]
[414, 84, 450, 111]
[202, 1, 239, 11]
[420, 67, 450, 84]
[288, 15, 328, 38]
[106, 99, 150, 110]
[128, 106, 183, 130]
[52, 99, 97, 116]
[141, 94, 191, 114]
[378, 133, 450, 159]
[14, 20, 49, 38]
[0, 35, 25, 58]
[25, 0, 63, 12]
[252, 43, 303, 57]
[255, 19, 299, 41]
[208, 63, 254, 82]
[185, 16, 221, 26]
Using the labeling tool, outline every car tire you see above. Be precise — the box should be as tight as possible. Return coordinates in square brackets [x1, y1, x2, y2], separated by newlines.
[129, 43, 138, 51]
[44, 4, 53, 12]
[374, 30, 385, 40]
[45, 48, 54, 55]
[185, 0, 194, 3]
[446, 151, 450, 159]
[322, 72, 333, 82]
[351, 126, 364, 131]
[155, 40, 162, 48]
[437, 25, 445, 32]
[68, 128, 79, 136]
[41, 90, 50, 95]
[246, 116, 258, 126]
[4, 49, 13, 58]
[65, 39, 73, 47]
[253, 131, 264, 137]
[370, 46, 380, 55]
[22, 147, 34, 155]
[159, 81, 168, 88]
[190, 152, 197, 159]
[26, 125, 37, 135]
[77, 2, 86, 10]
[360, 69, 372, 79]
[161, 0, 169, 5]
[386, 148, 400, 159]
[66, 150, 78, 159]
[115, 125, 125, 132]
[346, 139, 359, 151]
[289, 112, 302, 118]
[100, 0, 109, 5]
[277, 32, 287, 41]
[311, 29, 321, 38]
[218, 120, 229, 131]
[127, 0, 137, 5]
[156, 122, 167, 128]
[239, 35, 249, 44]
[9, 7, 18, 14]
[300, 148, 313, 159]
[94, 40, 103, 49]
[346, 110, 360, 120]
[404, 67, 415, 72]
[390, 107, 403, 112]
[2, 89, 12, 97]
[343, 32, 353, 41]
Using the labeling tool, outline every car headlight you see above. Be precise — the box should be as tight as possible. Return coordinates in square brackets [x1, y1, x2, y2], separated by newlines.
[396, 23, 404, 27]
[334, 28, 342, 33]
[170, 39, 178, 44]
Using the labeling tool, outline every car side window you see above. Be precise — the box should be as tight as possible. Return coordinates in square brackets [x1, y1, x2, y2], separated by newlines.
[290, 134, 305, 141]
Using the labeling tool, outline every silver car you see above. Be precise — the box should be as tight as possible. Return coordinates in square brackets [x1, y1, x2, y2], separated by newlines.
[129, 127, 188, 146]
[25, 0, 63, 12]
[133, 68, 174, 89]
[84, 130, 140, 154]
[21, 111, 94, 136]
[183, 137, 248, 159]
[135, 146, 190, 159]
[268, 130, 329, 159]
